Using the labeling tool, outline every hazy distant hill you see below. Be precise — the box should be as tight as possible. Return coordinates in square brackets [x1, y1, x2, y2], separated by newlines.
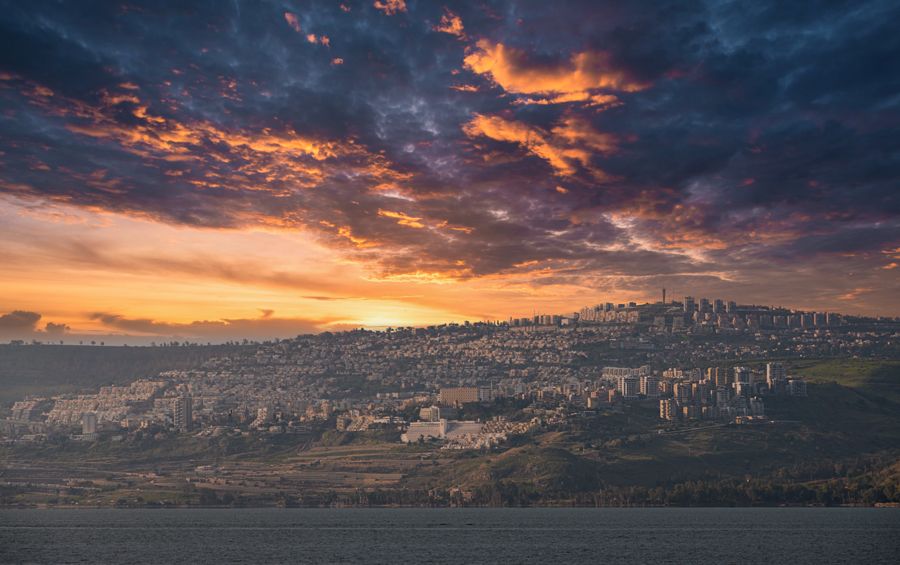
[0, 344, 256, 408]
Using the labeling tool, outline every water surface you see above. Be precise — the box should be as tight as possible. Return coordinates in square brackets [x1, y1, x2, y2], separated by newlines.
[2, 508, 898, 564]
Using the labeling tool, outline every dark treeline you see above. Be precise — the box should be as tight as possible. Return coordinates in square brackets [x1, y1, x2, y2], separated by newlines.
[110, 475, 900, 508]
[280, 473, 900, 508]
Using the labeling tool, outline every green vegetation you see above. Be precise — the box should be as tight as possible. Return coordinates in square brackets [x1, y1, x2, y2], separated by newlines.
[788, 358, 900, 402]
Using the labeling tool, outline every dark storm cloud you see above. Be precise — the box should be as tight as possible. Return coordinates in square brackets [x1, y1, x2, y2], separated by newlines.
[0, 0, 898, 294]
[44, 322, 71, 335]
[0, 310, 41, 332]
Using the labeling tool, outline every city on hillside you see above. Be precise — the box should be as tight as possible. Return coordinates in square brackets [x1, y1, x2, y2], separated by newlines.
[3, 293, 896, 445]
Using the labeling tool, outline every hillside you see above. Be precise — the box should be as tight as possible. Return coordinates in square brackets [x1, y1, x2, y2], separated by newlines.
[1, 358, 899, 507]
[0, 344, 255, 408]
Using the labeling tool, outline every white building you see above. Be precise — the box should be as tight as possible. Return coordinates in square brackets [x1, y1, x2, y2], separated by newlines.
[402, 419, 484, 443]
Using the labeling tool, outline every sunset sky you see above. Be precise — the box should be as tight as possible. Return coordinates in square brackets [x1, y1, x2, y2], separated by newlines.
[1, 0, 898, 343]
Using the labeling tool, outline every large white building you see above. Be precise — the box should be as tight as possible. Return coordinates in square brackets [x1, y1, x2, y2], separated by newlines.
[402, 420, 484, 443]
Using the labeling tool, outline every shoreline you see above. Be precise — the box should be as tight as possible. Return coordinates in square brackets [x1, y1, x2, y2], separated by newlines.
[3, 503, 896, 510]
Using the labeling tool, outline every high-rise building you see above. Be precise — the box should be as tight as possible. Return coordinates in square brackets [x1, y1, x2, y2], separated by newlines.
[788, 378, 808, 397]
[617, 376, 639, 399]
[478, 385, 495, 402]
[81, 412, 97, 435]
[440, 387, 479, 405]
[734, 366, 752, 385]
[713, 299, 724, 313]
[750, 397, 766, 416]
[766, 362, 786, 389]
[715, 387, 731, 406]
[640, 375, 660, 399]
[674, 382, 692, 403]
[726, 300, 737, 313]
[715, 368, 730, 388]
[683, 296, 695, 313]
[173, 395, 193, 432]
[692, 382, 710, 405]
[659, 399, 676, 420]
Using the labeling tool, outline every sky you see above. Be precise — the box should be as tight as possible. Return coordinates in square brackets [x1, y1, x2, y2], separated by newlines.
[0, 0, 898, 343]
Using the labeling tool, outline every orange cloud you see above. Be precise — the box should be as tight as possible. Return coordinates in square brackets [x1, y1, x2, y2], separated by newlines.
[12, 78, 413, 248]
[305, 34, 329, 46]
[435, 220, 473, 234]
[337, 226, 379, 248]
[369, 269, 468, 284]
[514, 92, 622, 108]
[463, 114, 617, 177]
[433, 8, 465, 39]
[464, 40, 648, 102]
[284, 12, 302, 33]
[373, 0, 406, 16]
[551, 117, 617, 154]
[839, 288, 873, 301]
[378, 209, 426, 229]
[46, 85, 361, 168]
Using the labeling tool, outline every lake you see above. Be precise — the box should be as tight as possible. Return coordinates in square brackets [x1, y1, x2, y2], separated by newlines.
[1, 508, 898, 564]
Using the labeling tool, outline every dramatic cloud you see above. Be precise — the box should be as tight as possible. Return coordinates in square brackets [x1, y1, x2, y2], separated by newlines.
[0, 0, 897, 328]
[463, 40, 648, 102]
[433, 8, 465, 39]
[463, 114, 617, 177]
[283, 12, 301, 33]
[373, 0, 406, 16]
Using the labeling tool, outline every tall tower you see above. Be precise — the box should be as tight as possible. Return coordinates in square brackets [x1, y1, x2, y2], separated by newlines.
[662, 288, 666, 304]
[766, 362, 785, 387]
[173, 396, 193, 433]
